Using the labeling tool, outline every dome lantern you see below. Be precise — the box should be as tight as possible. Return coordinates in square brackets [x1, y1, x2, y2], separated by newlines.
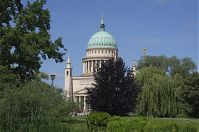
[100, 13, 105, 31]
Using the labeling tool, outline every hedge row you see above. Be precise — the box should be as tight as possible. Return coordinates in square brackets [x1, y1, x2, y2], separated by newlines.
[86, 112, 199, 132]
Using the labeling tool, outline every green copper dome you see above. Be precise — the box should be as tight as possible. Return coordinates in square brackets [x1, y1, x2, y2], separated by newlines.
[87, 16, 117, 49]
[88, 31, 117, 49]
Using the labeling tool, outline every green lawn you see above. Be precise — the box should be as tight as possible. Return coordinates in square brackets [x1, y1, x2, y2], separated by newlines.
[64, 116, 199, 132]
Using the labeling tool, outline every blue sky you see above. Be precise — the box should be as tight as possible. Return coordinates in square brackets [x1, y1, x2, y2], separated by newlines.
[23, 0, 198, 88]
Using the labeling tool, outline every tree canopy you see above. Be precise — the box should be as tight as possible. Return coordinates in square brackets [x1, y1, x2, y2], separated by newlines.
[0, 0, 66, 82]
[181, 72, 199, 118]
[88, 58, 140, 116]
[137, 56, 196, 77]
[136, 66, 184, 117]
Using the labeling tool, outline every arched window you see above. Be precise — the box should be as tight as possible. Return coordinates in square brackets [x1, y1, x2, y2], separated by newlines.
[66, 71, 69, 76]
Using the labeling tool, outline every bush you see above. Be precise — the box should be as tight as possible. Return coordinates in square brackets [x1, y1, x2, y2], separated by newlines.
[0, 81, 71, 131]
[86, 111, 111, 131]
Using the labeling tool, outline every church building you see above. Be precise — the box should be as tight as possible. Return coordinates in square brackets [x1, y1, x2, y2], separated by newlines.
[64, 16, 119, 112]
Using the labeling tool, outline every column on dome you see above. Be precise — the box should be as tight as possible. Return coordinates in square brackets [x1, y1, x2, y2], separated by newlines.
[84, 61, 86, 74]
[94, 60, 97, 72]
[92, 60, 94, 73]
[91, 60, 93, 74]
[91, 60, 93, 73]
[93, 60, 96, 72]
[88, 60, 90, 74]
[88, 60, 89, 74]
[83, 61, 85, 74]
[86, 61, 88, 74]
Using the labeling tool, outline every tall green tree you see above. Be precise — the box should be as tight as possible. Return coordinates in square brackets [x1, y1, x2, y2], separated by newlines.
[181, 72, 199, 118]
[0, 0, 66, 82]
[137, 56, 196, 77]
[136, 66, 183, 117]
[87, 58, 140, 116]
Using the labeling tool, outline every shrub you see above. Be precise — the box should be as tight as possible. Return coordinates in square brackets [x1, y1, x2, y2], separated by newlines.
[0, 81, 71, 131]
[86, 111, 111, 131]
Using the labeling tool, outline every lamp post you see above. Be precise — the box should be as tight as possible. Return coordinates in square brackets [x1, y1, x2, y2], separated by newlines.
[142, 48, 147, 63]
[50, 73, 56, 87]
[167, 66, 172, 76]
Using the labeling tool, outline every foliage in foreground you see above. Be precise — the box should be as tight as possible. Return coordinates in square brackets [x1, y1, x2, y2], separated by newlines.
[66, 114, 199, 132]
[107, 117, 198, 132]
[86, 112, 111, 131]
[0, 81, 72, 131]
[88, 58, 140, 116]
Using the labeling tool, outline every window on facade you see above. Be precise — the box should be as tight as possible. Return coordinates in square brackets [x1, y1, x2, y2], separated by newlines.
[66, 71, 69, 76]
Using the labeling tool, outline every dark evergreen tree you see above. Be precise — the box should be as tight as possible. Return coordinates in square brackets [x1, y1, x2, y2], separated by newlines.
[87, 58, 139, 116]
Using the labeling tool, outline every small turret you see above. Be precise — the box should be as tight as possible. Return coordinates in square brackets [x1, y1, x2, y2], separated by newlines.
[66, 55, 71, 68]
[64, 55, 73, 101]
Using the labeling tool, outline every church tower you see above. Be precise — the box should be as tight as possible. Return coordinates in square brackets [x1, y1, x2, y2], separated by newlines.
[64, 56, 73, 100]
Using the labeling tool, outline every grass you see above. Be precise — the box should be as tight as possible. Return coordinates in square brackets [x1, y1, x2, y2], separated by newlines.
[63, 116, 88, 132]
[64, 116, 199, 132]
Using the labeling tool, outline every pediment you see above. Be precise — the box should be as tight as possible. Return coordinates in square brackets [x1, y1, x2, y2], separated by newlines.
[74, 88, 88, 94]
